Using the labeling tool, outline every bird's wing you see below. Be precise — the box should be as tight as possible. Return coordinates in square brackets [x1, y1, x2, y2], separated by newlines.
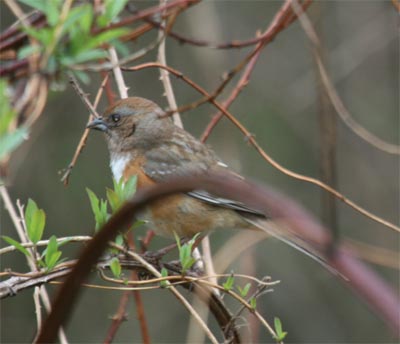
[144, 141, 339, 275]
[143, 142, 266, 217]
[187, 190, 266, 217]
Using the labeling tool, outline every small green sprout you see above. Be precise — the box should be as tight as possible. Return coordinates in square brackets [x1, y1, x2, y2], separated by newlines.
[273, 317, 288, 342]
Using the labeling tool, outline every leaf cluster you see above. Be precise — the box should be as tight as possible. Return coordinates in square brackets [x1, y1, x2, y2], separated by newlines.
[2, 199, 65, 271]
[86, 176, 139, 278]
[18, 0, 129, 83]
[174, 233, 200, 274]
[0, 80, 28, 161]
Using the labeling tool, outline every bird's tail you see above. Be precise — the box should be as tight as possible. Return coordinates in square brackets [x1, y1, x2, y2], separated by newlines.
[243, 217, 344, 278]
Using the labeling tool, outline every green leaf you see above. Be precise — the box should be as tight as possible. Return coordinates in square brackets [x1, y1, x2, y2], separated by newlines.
[2, 236, 31, 257]
[45, 235, 58, 258]
[0, 127, 28, 160]
[106, 188, 121, 212]
[44, 236, 62, 270]
[115, 234, 124, 246]
[249, 297, 257, 310]
[24, 199, 36, 231]
[175, 233, 200, 274]
[160, 267, 168, 288]
[72, 70, 90, 84]
[112, 178, 124, 199]
[110, 257, 121, 278]
[44, 0, 60, 27]
[18, 45, 41, 59]
[222, 274, 235, 291]
[237, 283, 251, 297]
[19, 0, 47, 12]
[85, 28, 128, 51]
[63, 6, 90, 34]
[87, 188, 108, 230]
[78, 4, 94, 34]
[174, 231, 181, 249]
[45, 251, 62, 271]
[25, 199, 45, 244]
[20, 0, 61, 26]
[61, 49, 108, 66]
[22, 26, 54, 45]
[274, 317, 288, 341]
[0, 80, 16, 135]
[106, 0, 129, 22]
[122, 175, 137, 200]
[97, 0, 128, 27]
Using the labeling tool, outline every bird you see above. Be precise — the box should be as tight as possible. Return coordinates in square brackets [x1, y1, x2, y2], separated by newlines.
[87, 97, 329, 266]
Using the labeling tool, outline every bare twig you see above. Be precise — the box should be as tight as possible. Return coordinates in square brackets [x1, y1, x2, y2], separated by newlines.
[103, 291, 130, 344]
[201, 0, 303, 142]
[109, 48, 129, 99]
[134, 0, 311, 50]
[68, 74, 102, 118]
[61, 74, 110, 185]
[157, 3, 183, 127]
[200, 42, 263, 142]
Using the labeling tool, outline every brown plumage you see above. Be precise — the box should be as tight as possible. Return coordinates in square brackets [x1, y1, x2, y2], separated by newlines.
[87, 97, 333, 270]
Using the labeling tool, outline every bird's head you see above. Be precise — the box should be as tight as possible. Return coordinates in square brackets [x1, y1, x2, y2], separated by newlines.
[87, 97, 174, 154]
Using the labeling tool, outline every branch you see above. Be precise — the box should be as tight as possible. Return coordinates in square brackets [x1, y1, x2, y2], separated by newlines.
[61, 74, 109, 185]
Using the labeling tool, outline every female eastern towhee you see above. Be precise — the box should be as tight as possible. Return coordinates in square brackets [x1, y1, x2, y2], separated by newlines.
[87, 97, 328, 266]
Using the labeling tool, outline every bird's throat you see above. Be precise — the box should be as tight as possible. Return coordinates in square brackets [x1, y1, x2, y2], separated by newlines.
[110, 153, 131, 182]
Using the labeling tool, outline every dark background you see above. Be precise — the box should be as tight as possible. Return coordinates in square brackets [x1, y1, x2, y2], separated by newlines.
[1, 1, 399, 343]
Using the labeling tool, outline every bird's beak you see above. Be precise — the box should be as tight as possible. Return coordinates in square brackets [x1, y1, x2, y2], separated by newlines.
[87, 117, 108, 132]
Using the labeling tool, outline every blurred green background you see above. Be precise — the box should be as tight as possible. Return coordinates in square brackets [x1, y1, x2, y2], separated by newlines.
[1, 1, 398, 343]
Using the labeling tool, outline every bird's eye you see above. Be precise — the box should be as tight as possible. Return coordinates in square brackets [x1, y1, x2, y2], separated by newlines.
[111, 113, 121, 123]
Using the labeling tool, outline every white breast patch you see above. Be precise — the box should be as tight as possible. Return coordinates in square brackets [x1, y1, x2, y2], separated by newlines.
[110, 154, 130, 182]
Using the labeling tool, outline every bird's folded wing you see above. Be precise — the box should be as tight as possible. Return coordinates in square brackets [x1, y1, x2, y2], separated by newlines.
[187, 190, 266, 217]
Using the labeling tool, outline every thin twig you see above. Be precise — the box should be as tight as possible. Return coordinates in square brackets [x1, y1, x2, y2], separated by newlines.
[200, 42, 263, 142]
[33, 286, 42, 334]
[109, 48, 129, 99]
[68, 74, 102, 118]
[135, 0, 311, 50]
[157, 2, 183, 127]
[103, 291, 130, 344]
[0, 236, 92, 256]
[61, 74, 110, 185]
[201, 0, 310, 142]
